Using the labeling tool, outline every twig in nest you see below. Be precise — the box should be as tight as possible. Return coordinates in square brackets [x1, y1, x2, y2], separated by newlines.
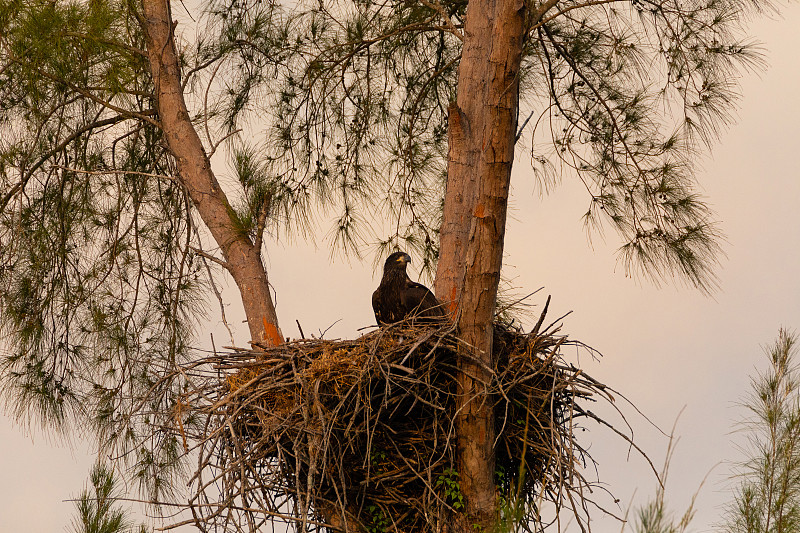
[152, 317, 649, 533]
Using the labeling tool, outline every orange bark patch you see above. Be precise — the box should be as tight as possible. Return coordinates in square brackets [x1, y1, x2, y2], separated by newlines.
[263, 317, 284, 346]
[449, 286, 459, 315]
[474, 203, 485, 218]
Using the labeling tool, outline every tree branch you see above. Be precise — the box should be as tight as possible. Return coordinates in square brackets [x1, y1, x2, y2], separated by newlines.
[140, 0, 282, 345]
[1, 114, 139, 212]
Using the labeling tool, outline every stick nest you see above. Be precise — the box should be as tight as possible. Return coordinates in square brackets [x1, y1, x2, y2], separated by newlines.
[176, 319, 625, 532]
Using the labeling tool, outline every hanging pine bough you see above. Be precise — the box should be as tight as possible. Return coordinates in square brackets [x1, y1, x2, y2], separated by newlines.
[169, 315, 645, 532]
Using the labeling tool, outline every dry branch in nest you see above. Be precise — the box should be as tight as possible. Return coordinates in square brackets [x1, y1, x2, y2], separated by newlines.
[169, 314, 641, 533]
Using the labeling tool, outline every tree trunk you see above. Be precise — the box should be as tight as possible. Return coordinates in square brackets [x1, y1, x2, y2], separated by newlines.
[139, 0, 282, 345]
[434, 0, 526, 526]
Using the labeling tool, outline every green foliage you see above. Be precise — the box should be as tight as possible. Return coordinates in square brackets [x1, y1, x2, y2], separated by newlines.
[0, 0, 145, 116]
[0, 0, 201, 502]
[366, 503, 391, 533]
[370, 448, 389, 468]
[722, 329, 800, 533]
[631, 497, 696, 533]
[69, 463, 149, 533]
[522, 0, 763, 292]
[195, 0, 767, 287]
[497, 493, 526, 533]
[197, 0, 459, 267]
[627, 331, 800, 533]
[436, 466, 465, 511]
[494, 425, 531, 533]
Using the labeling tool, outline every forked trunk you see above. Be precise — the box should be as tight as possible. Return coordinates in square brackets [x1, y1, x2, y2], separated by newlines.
[434, 0, 526, 526]
[139, 0, 282, 345]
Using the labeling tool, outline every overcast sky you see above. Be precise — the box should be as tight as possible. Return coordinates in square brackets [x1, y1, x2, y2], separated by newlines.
[2, 3, 799, 532]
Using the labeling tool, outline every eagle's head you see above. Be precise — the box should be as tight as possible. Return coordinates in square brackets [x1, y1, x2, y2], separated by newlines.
[384, 251, 411, 272]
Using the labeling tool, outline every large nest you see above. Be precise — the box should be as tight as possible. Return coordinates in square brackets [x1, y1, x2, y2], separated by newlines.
[173, 315, 634, 532]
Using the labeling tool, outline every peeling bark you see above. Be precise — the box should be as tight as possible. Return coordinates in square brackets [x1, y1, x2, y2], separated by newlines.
[434, 0, 526, 526]
[139, 0, 282, 345]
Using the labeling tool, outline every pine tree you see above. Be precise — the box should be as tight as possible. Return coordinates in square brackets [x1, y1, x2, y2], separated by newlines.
[0, 0, 775, 529]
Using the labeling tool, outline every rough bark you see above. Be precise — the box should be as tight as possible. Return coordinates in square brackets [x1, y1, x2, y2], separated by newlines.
[139, 0, 282, 345]
[434, 0, 526, 526]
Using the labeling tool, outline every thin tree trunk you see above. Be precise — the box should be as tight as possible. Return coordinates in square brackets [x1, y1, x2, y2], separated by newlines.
[434, 0, 526, 526]
[139, 0, 282, 345]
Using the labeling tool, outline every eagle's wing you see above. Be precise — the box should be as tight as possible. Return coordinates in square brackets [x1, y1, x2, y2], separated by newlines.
[372, 288, 385, 325]
[404, 282, 445, 319]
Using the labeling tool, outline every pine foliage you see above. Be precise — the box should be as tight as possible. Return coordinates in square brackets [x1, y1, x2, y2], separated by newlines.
[198, 0, 766, 284]
[0, 0, 782, 523]
[723, 330, 800, 533]
[69, 463, 148, 533]
[0, 0, 201, 498]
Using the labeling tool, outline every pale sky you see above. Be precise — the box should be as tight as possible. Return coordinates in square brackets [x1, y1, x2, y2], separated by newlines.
[2, 3, 799, 532]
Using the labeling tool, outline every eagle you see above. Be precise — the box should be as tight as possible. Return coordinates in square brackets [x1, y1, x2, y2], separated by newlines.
[372, 251, 445, 325]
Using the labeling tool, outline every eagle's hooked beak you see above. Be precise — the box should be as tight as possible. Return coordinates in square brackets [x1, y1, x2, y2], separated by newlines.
[399, 253, 411, 265]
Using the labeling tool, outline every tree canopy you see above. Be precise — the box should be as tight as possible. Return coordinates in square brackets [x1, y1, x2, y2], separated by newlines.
[0, 0, 780, 528]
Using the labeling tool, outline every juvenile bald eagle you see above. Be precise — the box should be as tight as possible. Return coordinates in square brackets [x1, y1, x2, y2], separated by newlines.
[372, 252, 444, 325]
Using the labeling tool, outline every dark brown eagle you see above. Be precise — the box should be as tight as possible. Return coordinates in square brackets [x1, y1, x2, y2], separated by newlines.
[372, 251, 444, 325]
